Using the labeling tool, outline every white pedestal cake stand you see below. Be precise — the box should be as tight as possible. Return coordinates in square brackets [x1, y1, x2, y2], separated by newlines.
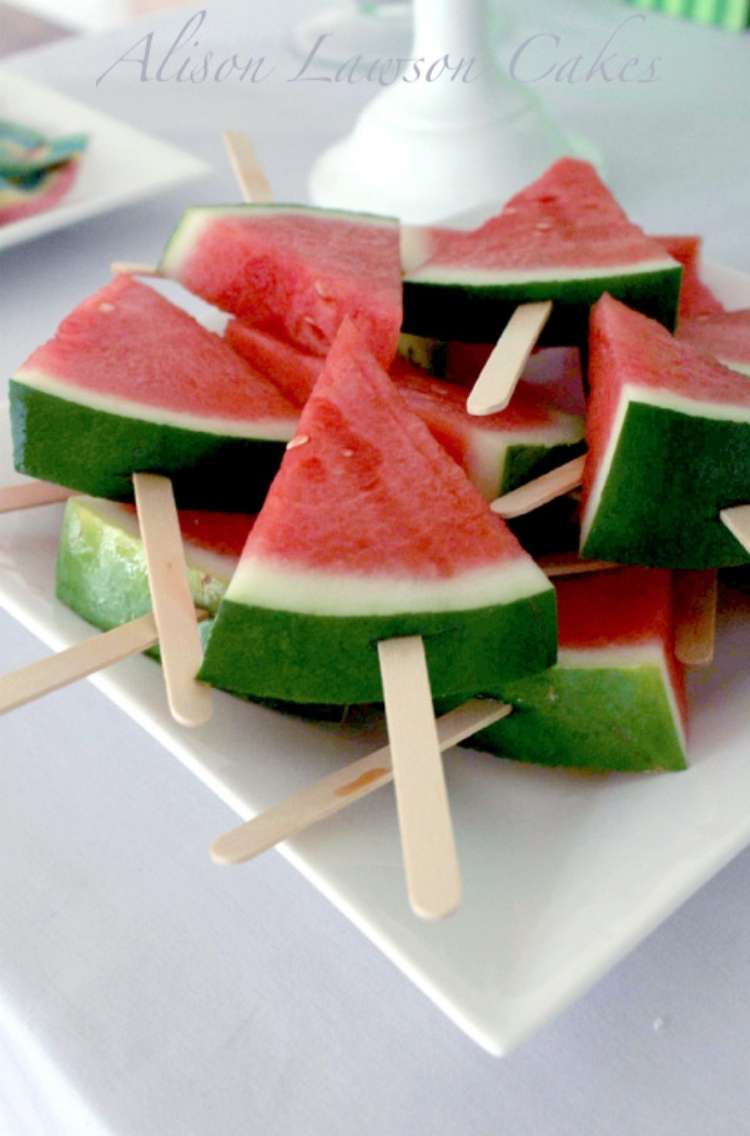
[308, 0, 581, 223]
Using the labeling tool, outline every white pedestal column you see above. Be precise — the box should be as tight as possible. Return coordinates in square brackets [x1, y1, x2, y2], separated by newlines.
[309, 0, 578, 223]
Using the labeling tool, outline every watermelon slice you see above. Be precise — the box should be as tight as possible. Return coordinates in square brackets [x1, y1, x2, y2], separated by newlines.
[581, 294, 750, 569]
[225, 318, 585, 500]
[399, 233, 720, 379]
[199, 320, 557, 705]
[56, 495, 250, 634]
[653, 234, 724, 321]
[10, 276, 299, 510]
[160, 204, 402, 367]
[402, 159, 681, 345]
[677, 310, 750, 377]
[469, 567, 687, 773]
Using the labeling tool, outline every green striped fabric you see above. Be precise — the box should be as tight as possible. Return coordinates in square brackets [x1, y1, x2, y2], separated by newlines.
[625, 0, 749, 29]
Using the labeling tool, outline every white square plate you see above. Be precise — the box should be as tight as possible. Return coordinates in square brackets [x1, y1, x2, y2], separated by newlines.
[0, 260, 749, 1056]
[0, 69, 208, 252]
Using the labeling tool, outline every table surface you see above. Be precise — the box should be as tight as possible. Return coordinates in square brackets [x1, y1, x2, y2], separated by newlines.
[1, 2, 750, 1133]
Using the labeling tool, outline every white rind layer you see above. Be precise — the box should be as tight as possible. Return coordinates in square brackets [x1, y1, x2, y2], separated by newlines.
[721, 358, 750, 377]
[406, 257, 678, 287]
[74, 496, 240, 582]
[226, 554, 553, 616]
[467, 416, 584, 501]
[557, 641, 687, 752]
[15, 367, 299, 442]
[162, 204, 398, 277]
[580, 382, 750, 545]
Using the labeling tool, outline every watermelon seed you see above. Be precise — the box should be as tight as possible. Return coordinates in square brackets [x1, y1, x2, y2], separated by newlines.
[286, 434, 310, 450]
[342, 449, 354, 458]
[99, 302, 115, 312]
[535, 221, 553, 231]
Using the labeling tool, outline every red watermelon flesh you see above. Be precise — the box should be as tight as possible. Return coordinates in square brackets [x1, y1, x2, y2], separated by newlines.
[17, 275, 299, 428]
[677, 309, 750, 376]
[225, 318, 584, 499]
[225, 319, 321, 407]
[653, 234, 724, 320]
[160, 205, 402, 367]
[121, 502, 254, 563]
[177, 510, 255, 559]
[237, 320, 540, 581]
[411, 159, 673, 276]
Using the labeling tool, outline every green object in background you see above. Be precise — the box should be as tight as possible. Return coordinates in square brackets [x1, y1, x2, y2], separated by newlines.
[624, 0, 749, 31]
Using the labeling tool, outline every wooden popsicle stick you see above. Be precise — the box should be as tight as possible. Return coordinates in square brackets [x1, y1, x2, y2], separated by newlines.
[0, 481, 71, 513]
[111, 261, 160, 277]
[133, 473, 212, 728]
[540, 552, 619, 578]
[466, 300, 553, 416]
[399, 225, 437, 276]
[491, 454, 585, 519]
[222, 130, 273, 204]
[673, 569, 718, 667]
[0, 614, 159, 716]
[377, 636, 461, 921]
[211, 698, 510, 867]
[721, 505, 750, 553]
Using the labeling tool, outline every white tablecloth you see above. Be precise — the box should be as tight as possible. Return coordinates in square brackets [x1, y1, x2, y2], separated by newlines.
[1, 3, 750, 1132]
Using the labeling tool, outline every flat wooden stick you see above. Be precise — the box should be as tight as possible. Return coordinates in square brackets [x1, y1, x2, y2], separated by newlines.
[467, 300, 553, 416]
[133, 473, 212, 728]
[400, 225, 436, 275]
[491, 454, 586, 519]
[674, 569, 718, 667]
[539, 552, 619, 578]
[222, 130, 274, 204]
[111, 261, 160, 277]
[377, 636, 461, 921]
[0, 481, 71, 513]
[721, 505, 750, 553]
[0, 614, 159, 715]
[211, 698, 510, 867]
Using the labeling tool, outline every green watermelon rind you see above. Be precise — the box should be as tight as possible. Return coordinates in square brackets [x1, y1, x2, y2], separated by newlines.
[56, 496, 230, 631]
[199, 589, 557, 705]
[402, 267, 682, 344]
[10, 381, 288, 512]
[54, 497, 354, 720]
[582, 400, 750, 568]
[500, 440, 586, 496]
[463, 660, 686, 773]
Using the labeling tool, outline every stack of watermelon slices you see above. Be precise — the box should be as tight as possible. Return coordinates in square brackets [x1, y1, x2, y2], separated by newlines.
[19, 153, 750, 776]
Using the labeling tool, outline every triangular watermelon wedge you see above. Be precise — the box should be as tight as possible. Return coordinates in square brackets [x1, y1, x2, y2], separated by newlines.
[403, 158, 681, 345]
[581, 294, 750, 568]
[199, 321, 557, 705]
[10, 275, 300, 511]
[470, 567, 687, 773]
[160, 203, 403, 367]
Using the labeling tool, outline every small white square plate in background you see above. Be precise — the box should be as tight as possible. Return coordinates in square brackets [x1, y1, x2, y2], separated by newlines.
[0, 69, 208, 252]
[0, 261, 748, 1057]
